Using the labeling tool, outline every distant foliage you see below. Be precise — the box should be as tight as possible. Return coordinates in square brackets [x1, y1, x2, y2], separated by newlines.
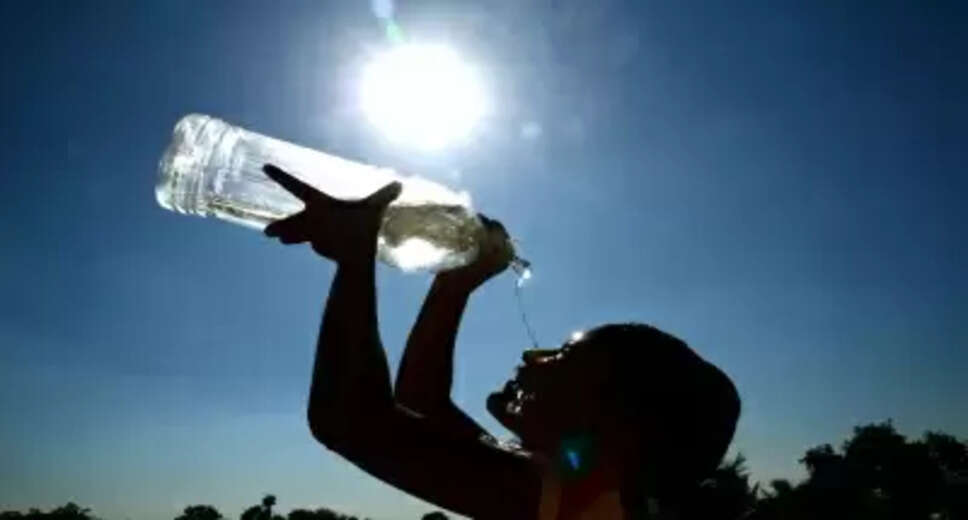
[239, 505, 263, 520]
[672, 453, 760, 520]
[174, 505, 224, 520]
[240, 494, 285, 520]
[0, 503, 98, 520]
[748, 420, 968, 520]
[285, 508, 363, 520]
[4, 428, 966, 520]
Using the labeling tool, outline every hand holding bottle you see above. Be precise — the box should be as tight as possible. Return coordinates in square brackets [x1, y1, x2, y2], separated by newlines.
[263, 164, 402, 263]
[437, 216, 514, 290]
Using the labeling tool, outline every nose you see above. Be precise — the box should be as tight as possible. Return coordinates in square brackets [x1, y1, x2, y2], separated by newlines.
[522, 348, 559, 365]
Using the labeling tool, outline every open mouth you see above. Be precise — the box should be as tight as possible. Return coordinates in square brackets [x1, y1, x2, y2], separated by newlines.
[499, 376, 535, 417]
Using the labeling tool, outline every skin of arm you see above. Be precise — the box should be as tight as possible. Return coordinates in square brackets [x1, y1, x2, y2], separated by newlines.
[262, 165, 538, 519]
[394, 273, 494, 441]
[394, 221, 514, 439]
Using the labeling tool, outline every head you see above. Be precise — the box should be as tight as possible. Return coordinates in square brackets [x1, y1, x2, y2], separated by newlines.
[487, 323, 740, 503]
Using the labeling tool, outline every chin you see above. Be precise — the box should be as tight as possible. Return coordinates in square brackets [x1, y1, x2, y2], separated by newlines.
[487, 388, 524, 434]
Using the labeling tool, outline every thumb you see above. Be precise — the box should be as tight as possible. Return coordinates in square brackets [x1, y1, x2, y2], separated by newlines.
[364, 181, 403, 208]
[479, 215, 509, 238]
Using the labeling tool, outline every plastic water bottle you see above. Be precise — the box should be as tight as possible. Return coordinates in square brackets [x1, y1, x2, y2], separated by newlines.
[156, 114, 521, 273]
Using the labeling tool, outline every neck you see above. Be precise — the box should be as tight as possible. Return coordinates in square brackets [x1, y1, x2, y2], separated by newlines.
[556, 463, 621, 520]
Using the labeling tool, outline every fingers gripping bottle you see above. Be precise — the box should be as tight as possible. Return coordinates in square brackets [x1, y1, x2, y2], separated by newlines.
[156, 114, 527, 274]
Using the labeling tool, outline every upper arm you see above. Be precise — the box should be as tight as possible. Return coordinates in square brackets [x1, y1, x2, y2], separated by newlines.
[315, 405, 541, 520]
[396, 399, 494, 443]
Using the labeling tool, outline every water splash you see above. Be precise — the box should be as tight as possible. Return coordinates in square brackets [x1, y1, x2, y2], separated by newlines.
[510, 256, 532, 288]
[511, 256, 540, 349]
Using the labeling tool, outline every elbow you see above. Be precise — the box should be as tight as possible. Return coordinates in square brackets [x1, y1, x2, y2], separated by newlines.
[307, 410, 352, 451]
[307, 407, 384, 452]
[306, 415, 333, 448]
[306, 393, 349, 448]
[307, 394, 395, 449]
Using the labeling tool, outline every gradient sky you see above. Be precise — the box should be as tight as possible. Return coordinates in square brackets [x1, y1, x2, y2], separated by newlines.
[1, 1, 965, 519]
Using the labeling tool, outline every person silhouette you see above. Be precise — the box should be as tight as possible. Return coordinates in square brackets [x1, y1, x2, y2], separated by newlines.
[262, 164, 740, 520]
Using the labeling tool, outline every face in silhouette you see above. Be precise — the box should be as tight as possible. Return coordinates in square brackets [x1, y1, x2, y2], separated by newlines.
[487, 331, 615, 454]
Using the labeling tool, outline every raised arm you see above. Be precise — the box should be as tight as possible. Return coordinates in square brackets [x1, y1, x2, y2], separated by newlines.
[262, 166, 540, 519]
[263, 164, 397, 422]
[395, 219, 514, 440]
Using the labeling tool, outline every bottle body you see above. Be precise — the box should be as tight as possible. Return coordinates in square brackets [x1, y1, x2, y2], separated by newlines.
[156, 114, 484, 271]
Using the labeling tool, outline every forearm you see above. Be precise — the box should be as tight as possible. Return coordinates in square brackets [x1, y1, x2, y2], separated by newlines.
[395, 274, 474, 411]
[308, 253, 394, 440]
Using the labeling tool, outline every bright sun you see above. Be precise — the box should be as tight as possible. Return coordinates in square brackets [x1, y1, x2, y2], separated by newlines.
[360, 43, 487, 151]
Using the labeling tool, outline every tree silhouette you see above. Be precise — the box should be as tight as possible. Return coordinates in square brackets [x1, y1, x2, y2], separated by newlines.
[240, 505, 262, 520]
[679, 453, 759, 520]
[749, 421, 968, 520]
[2, 425, 965, 520]
[800, 444, 840, 475]
[844, 421, 943, 519]
[767, 479, 794, 497]
[751, 479, 807, 520]
[925, 431, 968, 476]
[0, 503, 99, 520]
[285, 508, 358, 520]
[261, 496, 276, 519]
[924, 431, 968, 520]
[240, 495, 283, 520]
[174, 505, 224, 520]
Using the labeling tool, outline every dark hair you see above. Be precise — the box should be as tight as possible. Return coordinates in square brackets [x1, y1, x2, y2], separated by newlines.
[582, 323, 741, 512]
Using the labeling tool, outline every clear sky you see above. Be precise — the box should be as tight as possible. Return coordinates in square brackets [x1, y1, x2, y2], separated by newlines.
[1, 1, 965, 519]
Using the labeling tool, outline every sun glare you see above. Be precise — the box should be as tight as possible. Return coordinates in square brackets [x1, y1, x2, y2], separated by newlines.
[380, 237, 451, 272]
[360, 43, 487, 150]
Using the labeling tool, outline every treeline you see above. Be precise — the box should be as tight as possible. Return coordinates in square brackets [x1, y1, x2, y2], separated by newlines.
[682, 420, 968, 520]
[2, 421, 965, 520]
[0, 496, 446, 520]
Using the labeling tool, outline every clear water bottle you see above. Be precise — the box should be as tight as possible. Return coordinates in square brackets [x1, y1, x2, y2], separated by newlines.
[156, 114, 520, 273]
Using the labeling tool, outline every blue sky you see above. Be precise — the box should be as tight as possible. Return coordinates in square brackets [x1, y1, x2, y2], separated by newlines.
[1, 1, 965, 519]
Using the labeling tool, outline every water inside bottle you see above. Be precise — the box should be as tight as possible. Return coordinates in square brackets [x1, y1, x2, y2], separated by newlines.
[379, 203, 482, 271]
[157, 114, 523, 273]
[207, 193, 483, 272]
